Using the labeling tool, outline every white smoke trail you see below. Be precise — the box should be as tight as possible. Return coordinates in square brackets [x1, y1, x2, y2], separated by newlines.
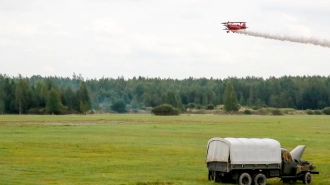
[236, 30, 330, 48]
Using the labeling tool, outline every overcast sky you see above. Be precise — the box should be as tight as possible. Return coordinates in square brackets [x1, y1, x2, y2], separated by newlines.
[1, 0, 330, 79]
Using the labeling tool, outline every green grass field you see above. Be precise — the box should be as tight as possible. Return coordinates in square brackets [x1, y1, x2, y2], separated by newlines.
[1, 114, 329, 185]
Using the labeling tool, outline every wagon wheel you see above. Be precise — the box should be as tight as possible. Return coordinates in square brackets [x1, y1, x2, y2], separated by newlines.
[238, 172, 252, 185]
[253, 173, 266, 185]
[213, 171, 221, 182]
[303, 172, 312, 184]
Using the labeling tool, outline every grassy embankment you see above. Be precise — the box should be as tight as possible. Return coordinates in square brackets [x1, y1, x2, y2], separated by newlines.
[0, 114, 330, 185]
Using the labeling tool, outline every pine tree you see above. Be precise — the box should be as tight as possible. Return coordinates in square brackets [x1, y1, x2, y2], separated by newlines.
[34, 81, 47, 108]
[63, 86, 76, 111]
[131, 95, 138, 109]
[164, 91, 178, 108]
[0, 99, 4, 114]
[224, 82, 239, 113]
[143, 92, 152, 107]
[76, 82, 91, 113]
[46, 88, 65, 114]
[15, 77, 32, 114]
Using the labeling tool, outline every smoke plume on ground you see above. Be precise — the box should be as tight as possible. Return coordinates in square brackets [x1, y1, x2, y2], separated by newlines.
[237, 30, 330, 48]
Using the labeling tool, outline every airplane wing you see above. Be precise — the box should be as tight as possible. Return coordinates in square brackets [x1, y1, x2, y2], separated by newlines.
[221, 21, 246, 24]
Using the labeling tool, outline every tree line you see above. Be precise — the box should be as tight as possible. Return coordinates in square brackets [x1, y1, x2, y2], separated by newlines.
[1, 74, 330, 114]
[0, 74, 91, 114]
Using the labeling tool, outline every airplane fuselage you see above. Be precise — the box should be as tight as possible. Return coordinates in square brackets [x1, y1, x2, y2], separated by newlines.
[223, 22, 247, 33]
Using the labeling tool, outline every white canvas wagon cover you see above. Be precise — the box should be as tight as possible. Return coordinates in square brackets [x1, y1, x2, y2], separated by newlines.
[206, 138, 281, 165]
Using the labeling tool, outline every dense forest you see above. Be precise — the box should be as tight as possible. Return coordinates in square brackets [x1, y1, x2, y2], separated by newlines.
[1, 73, 330, 114]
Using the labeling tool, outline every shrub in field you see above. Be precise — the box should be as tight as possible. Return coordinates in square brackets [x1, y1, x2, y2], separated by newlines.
[282, 108, 296, 115]
[196, 104, 204, 109]
[322, 107, 330, 115]
[151, 104, 180, 116]
[256, 108, 268, 115]
[206, 104, 215, 110]
[27, 108, 47, 114]
[252, 106, 260, 110]
[140, 106, 146, 110]
[306, 109, 314, 115]
[146, 107, 153, 111]
[244, 109, 252, 115]
[314, 110, 322, 115]
[191, 109, 207, 114]
[110, 100, 127, 113]
[215, 105, 224, 110]
[272, 109, 283, 115]
[186, 103, 196, 109]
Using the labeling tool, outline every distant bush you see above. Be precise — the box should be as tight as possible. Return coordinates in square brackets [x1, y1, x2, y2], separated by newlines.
[314, 110, 322, 115]
[257, 108, 268, 115]
[214, 105, 224, 110]
[252, 106, 259, 110]
[146, 107, 153, 111]
[322, 107, 330, 115]
[151, 104, 180, 116]
[281, 108, 296, 115]
[139, 106, 146, 110]
[206, 104, 215, 110]
[192, 109, 207, 114]
[196, 104, 203, 109]
[132, 109, 138, 113]
[27, 108, 47, 114]
[306, 109, 314, 115]
[244, 109, 252, 115]
[110, 100, 127, 113]
[272, 109, 283, 115]
[186, 103, 196, 109]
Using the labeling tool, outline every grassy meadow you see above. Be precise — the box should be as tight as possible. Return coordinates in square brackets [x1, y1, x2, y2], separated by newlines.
[0, 114, 330, 185]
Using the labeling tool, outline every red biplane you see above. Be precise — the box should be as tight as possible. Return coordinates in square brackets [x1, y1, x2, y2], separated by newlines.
[222, 21, 248, 33]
